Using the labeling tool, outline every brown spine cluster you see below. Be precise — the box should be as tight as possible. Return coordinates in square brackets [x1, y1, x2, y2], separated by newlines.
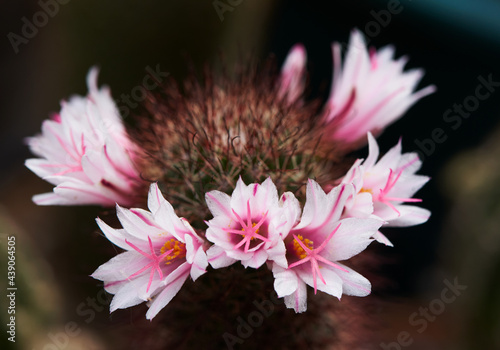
[133, 59, 349, 226]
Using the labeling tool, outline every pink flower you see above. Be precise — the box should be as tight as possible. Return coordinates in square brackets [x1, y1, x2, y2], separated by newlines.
[278, 44, 307, 104]
[321, 29, 436, 146]
[272, 180, 383, 313]
[341, 132, 430, 245]
[91, 183, 208, 320]
[25, 67, 143, 206]
[205, 177, 296, 269]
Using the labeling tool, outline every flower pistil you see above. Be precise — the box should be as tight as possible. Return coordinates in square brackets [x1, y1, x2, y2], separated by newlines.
[222, 200, 270, 253]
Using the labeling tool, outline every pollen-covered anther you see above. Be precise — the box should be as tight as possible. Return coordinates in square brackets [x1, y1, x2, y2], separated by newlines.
[359, 188, 373, 195]
[292, 234, 314, 259]
[161, 239, 187, 264]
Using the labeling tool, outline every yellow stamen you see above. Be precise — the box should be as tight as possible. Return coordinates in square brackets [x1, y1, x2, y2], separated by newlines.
[160, 239, 186, 265]
[360, 188, 372, 194]
[293, 235, 314, 259]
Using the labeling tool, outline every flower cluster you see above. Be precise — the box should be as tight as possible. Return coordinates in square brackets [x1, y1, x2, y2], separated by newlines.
[90, 126, 429, 318]
[26, 29, 433, 321]
[201, 129, 429, 314]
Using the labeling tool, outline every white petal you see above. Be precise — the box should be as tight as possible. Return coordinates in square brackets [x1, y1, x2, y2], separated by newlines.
[152, 200, 185, 241]
[116, 205, 163, 240]
[103, 136, 138, 180]
[334, 263, 371, 297]
[372, 231, 393, 247]
[389, 174, 429, 200]
[341, 159, 364, 192]
[284, 280, 307, 313]
[205, 226, 235, 252]
[95, 217, 135, 250]
[272, 264, 299, 297]
[230, 177, 249, 214]
[241, 249, 268, 269]
[53, 182, 117, 206]
[375, 138, 403, 170]
[345, 191, 374, 219]
[109, 289, 144, 312]
[25, 158, 65, 181]
[108, 275, 153, 312]
[297, 264, 343, 299]
[91, 251, 149, 283]
[81, 150, 105, 184]
[163, 262, 191, 286]
[266, 238, 288, 268]
[86, 66, 100, 93]
[279, 191, 302, 238]
[180, 217, 204, 242]
[32, 192, 74, 206]
[297, 181, 353, 236]
[384, 205, 430, 227]
[147, 183, 165, 214]
[190, 246, 208, 281]
[184, 234, 196, 264]
[397, 152, 422, 175]
[325, 217, 381, 261]
[279, 43, 307, 103]
[146, 265, 190, 319]
[205, 190, 232, 217]
[364, 132, 380, 169]
[206, 245, 237, 269]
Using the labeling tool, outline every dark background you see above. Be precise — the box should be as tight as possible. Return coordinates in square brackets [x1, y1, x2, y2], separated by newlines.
[1, 1, 500, 349]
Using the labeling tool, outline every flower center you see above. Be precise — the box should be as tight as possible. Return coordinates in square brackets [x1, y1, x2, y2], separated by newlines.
[241, 222, 259, 240]
[160, 239, 186, 265]
[293, 235, 314, 259]
[222, 202, 271, 253]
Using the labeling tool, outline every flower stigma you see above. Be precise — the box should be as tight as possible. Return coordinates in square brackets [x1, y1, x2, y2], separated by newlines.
[242, 222, 259, 241]
[222, 200, 271, 253]
[288, 224, 349, 294]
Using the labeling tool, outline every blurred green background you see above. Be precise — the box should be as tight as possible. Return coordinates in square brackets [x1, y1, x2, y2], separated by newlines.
[1, 1, 500, 349]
